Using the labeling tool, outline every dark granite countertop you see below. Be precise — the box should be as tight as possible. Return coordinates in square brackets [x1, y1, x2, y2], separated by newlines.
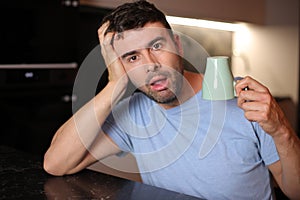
[0, 146, 202, 200]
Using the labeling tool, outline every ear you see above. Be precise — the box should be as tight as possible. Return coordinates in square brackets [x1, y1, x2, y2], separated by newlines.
[173, 34, 184, 57]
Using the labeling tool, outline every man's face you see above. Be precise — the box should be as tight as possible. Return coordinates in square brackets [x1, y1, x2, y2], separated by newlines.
[113, 22, 184, 104]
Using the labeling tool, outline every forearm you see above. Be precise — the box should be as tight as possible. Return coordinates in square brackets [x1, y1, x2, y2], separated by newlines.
[43, 82, 125, 176]
[273, 123, 300, 199]
[235, 77, 300, 198]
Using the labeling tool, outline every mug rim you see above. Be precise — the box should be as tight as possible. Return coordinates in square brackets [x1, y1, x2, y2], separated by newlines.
[208, 56, 229, 59]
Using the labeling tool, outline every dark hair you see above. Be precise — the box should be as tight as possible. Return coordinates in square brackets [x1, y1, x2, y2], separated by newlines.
[102, 0, 172, 35]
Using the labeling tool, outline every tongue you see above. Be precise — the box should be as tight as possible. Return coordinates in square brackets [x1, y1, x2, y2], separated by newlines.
[151, 79, 168, 91]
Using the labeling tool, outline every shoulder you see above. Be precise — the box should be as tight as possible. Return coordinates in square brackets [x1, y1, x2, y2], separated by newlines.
[113, 91, 153, 113]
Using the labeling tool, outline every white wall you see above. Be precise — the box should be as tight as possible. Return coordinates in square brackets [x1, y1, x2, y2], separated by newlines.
[232, 0, 299, 103]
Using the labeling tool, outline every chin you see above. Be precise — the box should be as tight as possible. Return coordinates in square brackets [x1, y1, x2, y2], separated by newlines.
[148, 91, 177, 104]
[155, 96, 177, 104]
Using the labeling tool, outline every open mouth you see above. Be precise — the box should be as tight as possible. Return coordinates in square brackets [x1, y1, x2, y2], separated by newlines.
[149, 75, 169, 91]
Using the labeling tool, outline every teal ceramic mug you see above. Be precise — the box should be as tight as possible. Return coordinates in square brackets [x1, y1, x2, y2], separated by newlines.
[202, 56, 235, 100]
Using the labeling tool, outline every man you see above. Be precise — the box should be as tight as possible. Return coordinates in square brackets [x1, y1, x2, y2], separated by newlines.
[44, 1, 300, 199]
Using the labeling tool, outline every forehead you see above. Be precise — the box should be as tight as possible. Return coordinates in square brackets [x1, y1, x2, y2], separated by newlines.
[113, 23, 172, 57]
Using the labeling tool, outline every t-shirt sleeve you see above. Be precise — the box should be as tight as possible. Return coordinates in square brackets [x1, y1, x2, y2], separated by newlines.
[102, 111, 133, 153]
[253, 122, 280, 166]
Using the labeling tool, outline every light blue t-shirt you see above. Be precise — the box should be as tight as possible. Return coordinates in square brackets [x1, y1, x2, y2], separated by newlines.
[102, 90, 279, 199]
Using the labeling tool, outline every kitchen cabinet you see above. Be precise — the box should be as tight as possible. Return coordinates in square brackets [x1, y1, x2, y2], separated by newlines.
[0, 0, 79, 65]
[79, 0, 266, 24]
[0, 69, 77, 156]
[0, 1, 113, 156]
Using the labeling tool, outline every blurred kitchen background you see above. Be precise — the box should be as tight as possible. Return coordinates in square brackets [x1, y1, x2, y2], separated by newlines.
[0, 0, 298, 183]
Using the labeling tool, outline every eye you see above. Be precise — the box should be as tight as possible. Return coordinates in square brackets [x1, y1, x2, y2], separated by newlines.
[152, 42, 162, 51]
[128, 55, 138, 63]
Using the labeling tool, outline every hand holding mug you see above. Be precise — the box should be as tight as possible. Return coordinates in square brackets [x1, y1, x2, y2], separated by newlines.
[235, 76, 290, 137]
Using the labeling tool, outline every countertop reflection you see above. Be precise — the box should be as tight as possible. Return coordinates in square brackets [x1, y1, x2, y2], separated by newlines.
[0, 146, 202, 200]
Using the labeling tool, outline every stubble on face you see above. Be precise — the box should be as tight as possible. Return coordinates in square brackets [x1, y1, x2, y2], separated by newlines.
[141, 68, 184, 105]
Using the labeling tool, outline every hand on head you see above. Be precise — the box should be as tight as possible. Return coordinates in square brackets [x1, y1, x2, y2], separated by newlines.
[98, 22, 128, 86]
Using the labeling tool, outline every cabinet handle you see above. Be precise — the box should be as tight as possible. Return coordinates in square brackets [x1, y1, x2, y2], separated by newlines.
[62, 94, 77, 102]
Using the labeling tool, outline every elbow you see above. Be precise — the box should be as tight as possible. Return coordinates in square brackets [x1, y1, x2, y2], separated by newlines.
[43, 163, 65, 176]
[43, 153, 67, 176]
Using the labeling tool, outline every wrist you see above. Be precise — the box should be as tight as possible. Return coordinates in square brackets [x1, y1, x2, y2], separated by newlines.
[272, 125, 297, 156]
[101, 81, 127, 106]
[92, 82, 127, 124]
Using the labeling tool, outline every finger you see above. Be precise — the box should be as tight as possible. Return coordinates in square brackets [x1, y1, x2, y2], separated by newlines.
[238, 100, 268, 113]
[238, 90, 271, 106]
[239, 100, 270, 120]
[101, 32, 115, 48]
[98, 26, 118, 66]
[98, 22, 116, 52]
[98, 21, 110, 41]
[97, 22, 128, 86]
[243, 110, 268, 122]
[102, 40, 119, 66]
[235, 76, 268, 96]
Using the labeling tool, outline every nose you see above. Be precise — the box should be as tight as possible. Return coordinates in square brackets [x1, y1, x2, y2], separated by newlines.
[147, 63, 159, 72]
[144, 50, 160, 72]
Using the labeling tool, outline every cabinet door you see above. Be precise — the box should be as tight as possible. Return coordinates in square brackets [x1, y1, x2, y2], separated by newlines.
[0, 88, 74, 156]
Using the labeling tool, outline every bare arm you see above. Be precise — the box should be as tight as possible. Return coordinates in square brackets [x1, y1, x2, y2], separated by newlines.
[43, 22, 128, 176]
[236, 76, 300, 199]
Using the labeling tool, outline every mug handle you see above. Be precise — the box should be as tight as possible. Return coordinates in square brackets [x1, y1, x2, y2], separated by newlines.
[233, 76, 249, 97]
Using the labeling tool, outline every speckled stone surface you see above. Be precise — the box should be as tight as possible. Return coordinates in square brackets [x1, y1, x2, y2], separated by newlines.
[0, 146, 202, 200]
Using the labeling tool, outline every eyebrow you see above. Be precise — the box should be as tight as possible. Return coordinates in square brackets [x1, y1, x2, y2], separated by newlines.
[120, 36, 166, 60]
[121, 50, 138, 60]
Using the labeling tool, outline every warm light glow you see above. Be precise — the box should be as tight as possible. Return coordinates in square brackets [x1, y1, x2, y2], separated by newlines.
[166, 16, 243, 32]
[233, 23, 251, 56]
